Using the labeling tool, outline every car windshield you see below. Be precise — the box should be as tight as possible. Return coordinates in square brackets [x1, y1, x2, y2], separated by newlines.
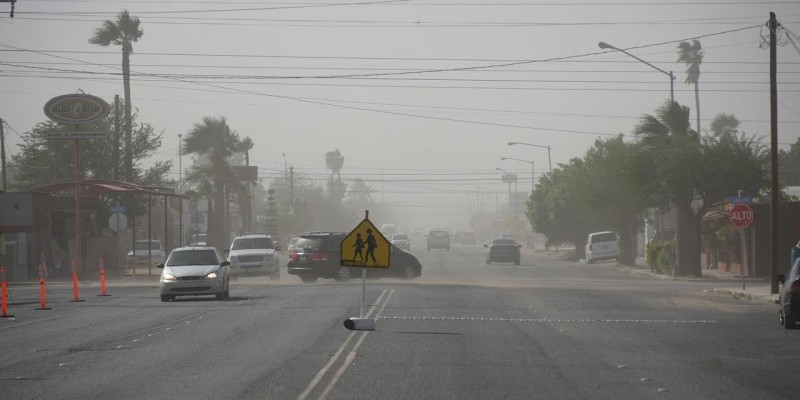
[167, 249, 219, 266]
[430, 231, 448, 237]
[231, 237, 274, 250]
[392, 234, 408, 241]
[592, 233, 617, 243]
[134, 241, 160, 250]
[491, 239, 517, 245]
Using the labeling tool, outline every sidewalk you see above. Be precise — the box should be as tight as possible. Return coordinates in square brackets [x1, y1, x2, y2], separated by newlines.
[620, 256, 776, 304]
[530, 249, 777, 304]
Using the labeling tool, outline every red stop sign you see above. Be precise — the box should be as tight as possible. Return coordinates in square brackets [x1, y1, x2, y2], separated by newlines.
[729, 204, 753, 228]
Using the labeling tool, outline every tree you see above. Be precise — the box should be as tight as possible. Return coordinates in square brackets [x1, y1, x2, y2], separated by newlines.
[580, 136, 654, 265]
[526, 158, 600, 258]
[344, 178, 376, 213]
[182, 117, 241, 249]
[779, 138, 800, 186]
[11, 104, 170, 191]
[677, 40, 704, 133]
[635, 103, 768, 276]
[89, 10, 143, 181]
[325, 149, 345, 181]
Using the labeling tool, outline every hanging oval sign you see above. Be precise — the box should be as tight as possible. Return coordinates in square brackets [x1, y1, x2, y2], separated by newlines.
[44, 94, 110, 124]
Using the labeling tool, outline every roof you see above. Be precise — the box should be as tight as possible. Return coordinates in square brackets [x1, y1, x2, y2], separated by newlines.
[33, 179, 187, 199]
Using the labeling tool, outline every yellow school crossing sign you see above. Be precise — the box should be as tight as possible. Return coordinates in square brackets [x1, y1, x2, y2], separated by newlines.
[341, 217, 391, 268]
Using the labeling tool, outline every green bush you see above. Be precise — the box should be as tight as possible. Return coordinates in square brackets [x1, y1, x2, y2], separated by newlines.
[645, 243, 663, 271]
[646, 240, 675, 275]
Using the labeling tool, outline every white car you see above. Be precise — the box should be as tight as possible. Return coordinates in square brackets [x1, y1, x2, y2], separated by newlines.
[585, 231, 619, 264]
[226, 234, 281, 280]
[127, 240, 165, 266]
[158, 247, 230, 302]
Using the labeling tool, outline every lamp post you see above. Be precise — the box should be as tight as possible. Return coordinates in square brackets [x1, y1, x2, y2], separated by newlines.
[178, 133, 183, 245]
[501, 157, 535, 192]
[496, 167, 517, 218]
[508, 142, 551, 174]
[597, 41, 674, 102]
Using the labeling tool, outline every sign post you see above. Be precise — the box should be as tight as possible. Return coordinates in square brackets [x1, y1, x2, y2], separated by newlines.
[341, 210, 391, 331]
[729, 204, 754, 290]
[44, 93, 110, 276]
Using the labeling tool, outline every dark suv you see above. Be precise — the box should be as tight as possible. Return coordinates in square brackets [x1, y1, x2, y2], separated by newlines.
[287, 232, 423, 283]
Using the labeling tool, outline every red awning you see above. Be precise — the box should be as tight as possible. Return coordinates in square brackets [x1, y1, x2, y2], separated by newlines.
[33, 179, 187, 199]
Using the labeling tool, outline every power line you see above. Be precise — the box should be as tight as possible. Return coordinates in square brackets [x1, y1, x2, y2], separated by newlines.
[15, 0, 413, 15]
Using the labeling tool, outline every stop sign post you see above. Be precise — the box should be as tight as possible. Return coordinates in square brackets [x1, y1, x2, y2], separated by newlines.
[729, 204, 754, 228]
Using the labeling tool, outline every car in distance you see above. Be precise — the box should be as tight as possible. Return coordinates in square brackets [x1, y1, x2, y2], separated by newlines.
[226, 233, 281, 280]
[391, 233, 411, 252]
[427, 230, 451, 251]
[484, 238, 521, 265]
[189, 233, 207, 246]
[287, 232, 422, 282]
[128, 240, 165, 266]
[585, 231, 619, 264]
[461, 231, 477, 245]
[380, 224, 397, 237]
[777, 257, 800, 329]
[158, 246, 230, 302]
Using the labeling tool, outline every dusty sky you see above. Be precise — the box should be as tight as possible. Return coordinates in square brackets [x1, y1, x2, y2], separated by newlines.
[1, 0, 799, 230]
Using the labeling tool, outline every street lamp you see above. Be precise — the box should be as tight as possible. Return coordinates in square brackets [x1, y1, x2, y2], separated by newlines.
[508, 142, 551, 174]
[496, 167, 517, 218]
[597, 41, 675, 102]
[501, 157, 535, 192]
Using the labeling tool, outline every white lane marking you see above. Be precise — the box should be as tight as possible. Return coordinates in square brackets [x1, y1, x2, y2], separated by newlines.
[378, 316, 717, 324]
[296, 289, 387, 400]
[316, 289, 395, 400]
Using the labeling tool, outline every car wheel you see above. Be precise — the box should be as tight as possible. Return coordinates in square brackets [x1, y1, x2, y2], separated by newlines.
[216, 290, 225, 300]
[486, 260, 491, 265]
[446, 247, 450, 252]
[160, 294, 171, 302]
[587, 257, 594, 265]
[401, 265, 415, 280]
[514, 258, 521, 266]
[427, 247, 430, 252]
[784, 307, 796, 329]
[779, 307, 786, 326]
[301, 276, 318, 283]
[335, 267, 351, 282]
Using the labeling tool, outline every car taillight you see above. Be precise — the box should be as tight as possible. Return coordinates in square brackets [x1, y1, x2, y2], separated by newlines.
[309, 252, 329, 261]
[790, 280, 800, 292]
[289, 252, 299, 261]
[588, 244, 593, 251]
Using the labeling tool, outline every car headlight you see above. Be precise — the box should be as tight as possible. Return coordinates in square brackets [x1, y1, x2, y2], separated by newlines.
[162, 273, 176, 281]
[205, 272, 218, 279]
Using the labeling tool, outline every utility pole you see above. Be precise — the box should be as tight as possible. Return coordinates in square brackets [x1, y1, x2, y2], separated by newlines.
[770, 11, 780, 295]
[113, 95, 120, 181]
[289, 166, 294, 207]
[0, 118, 6, 192]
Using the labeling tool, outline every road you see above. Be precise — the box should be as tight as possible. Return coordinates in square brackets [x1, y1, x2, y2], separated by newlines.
[1, 245, 797, 399]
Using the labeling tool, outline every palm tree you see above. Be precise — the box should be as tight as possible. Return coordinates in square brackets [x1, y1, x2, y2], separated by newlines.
[183, 117, 241, 248]
[238, 137, 254, 231]
[635, 100, 702, 276]
[677, 40, 704, 133]
[89, 10, 143, 181]
[325, 149, 345, 181]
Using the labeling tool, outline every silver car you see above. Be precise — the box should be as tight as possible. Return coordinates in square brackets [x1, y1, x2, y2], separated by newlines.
[158, 247, 230, 302]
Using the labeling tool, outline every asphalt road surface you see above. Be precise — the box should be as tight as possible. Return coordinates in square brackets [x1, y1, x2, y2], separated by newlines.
[1, 245, 797, 399]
